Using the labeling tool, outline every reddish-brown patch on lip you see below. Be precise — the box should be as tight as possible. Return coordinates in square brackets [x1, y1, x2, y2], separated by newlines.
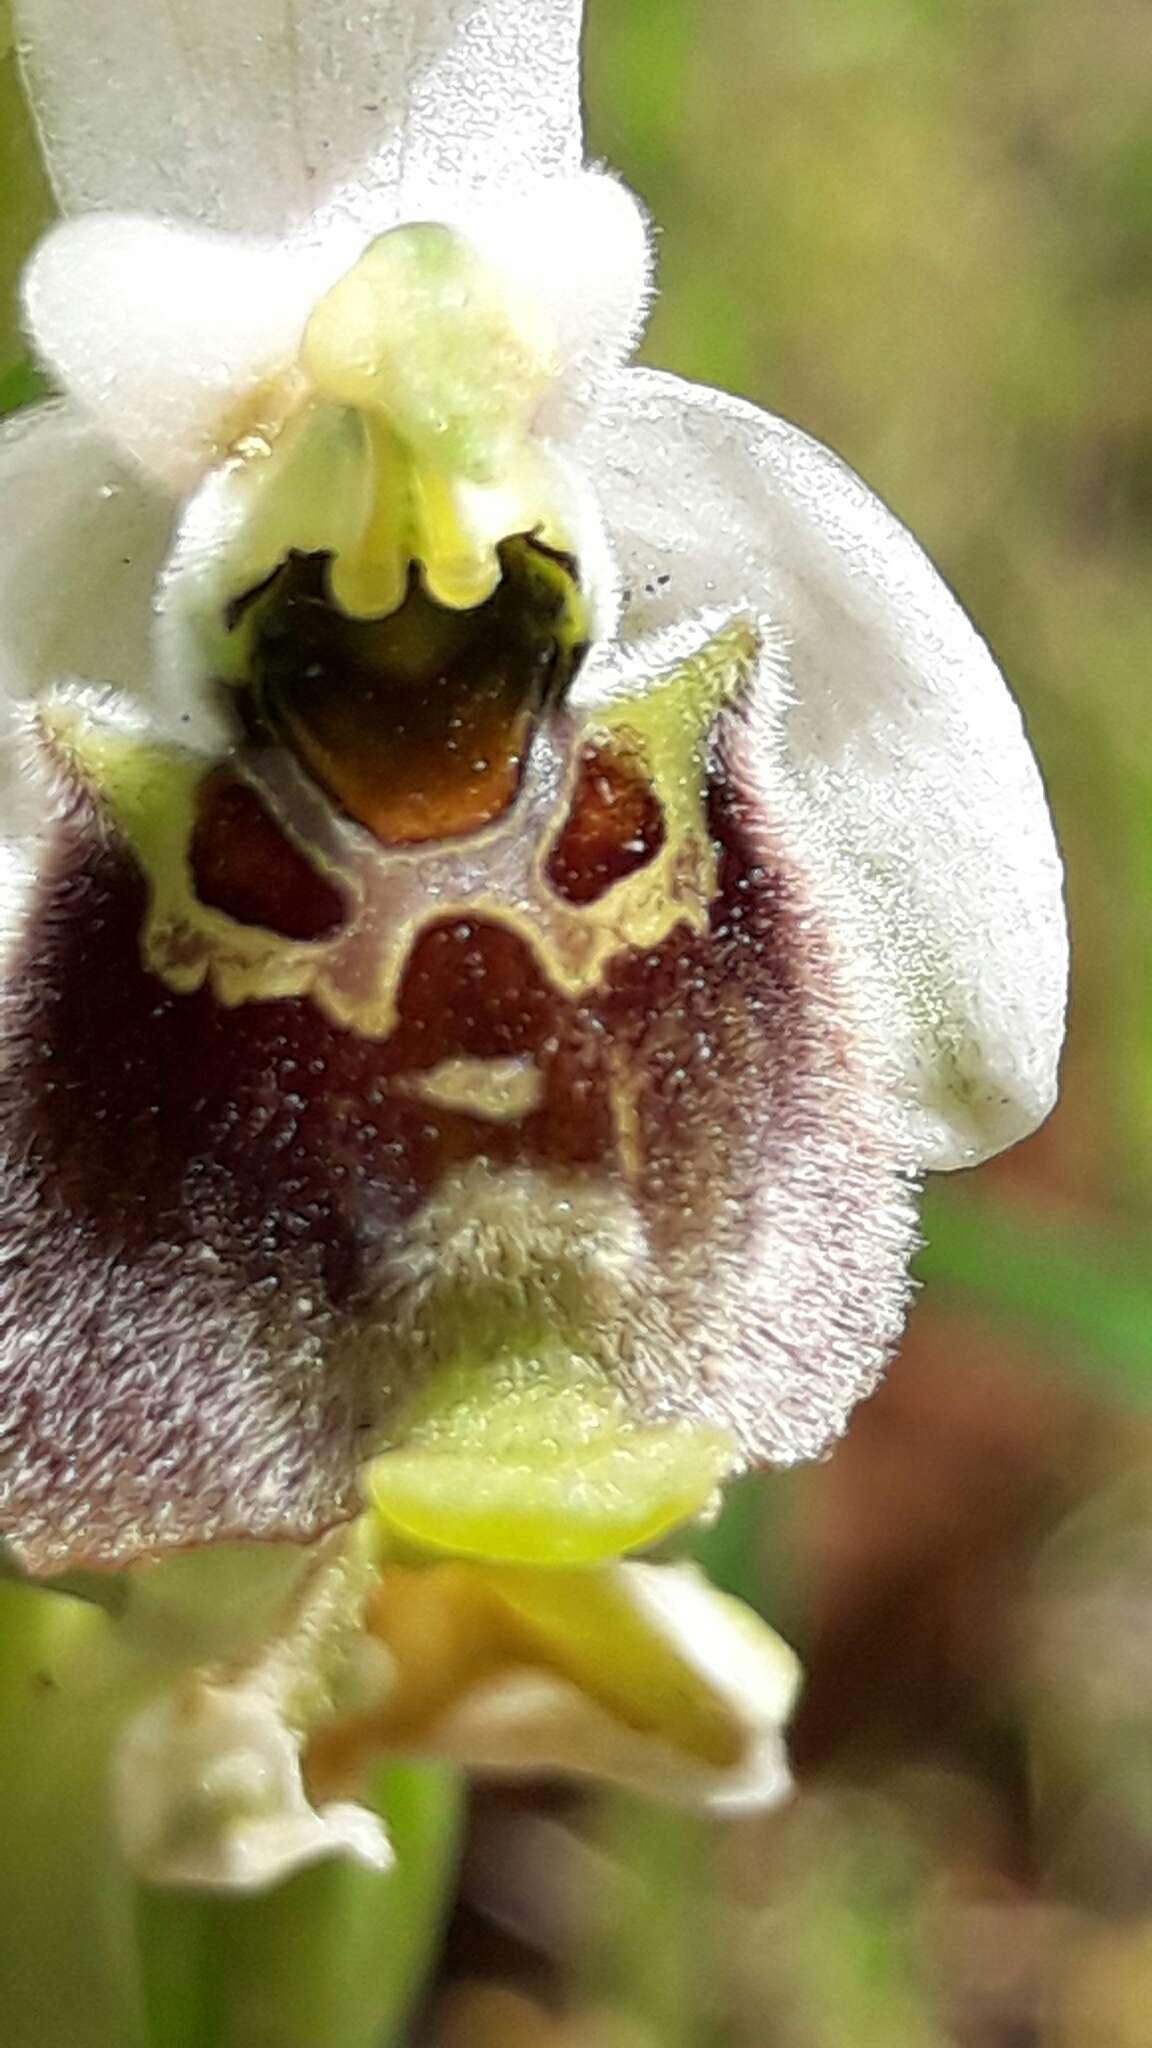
[190, 766, 346, 940]
[546, 738, 666, 905]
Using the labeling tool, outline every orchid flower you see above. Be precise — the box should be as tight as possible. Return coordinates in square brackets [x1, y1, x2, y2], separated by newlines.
[0, 0, 1063, 1946]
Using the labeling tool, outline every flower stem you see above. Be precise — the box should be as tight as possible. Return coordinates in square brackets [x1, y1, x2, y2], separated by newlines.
[0, 1582, 153, 2048]
[0, 1576, 463, 2048]
[137, 1764, 464, 2048]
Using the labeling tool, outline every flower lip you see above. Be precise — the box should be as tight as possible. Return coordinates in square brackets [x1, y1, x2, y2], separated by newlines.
[229, 531, 588, 847]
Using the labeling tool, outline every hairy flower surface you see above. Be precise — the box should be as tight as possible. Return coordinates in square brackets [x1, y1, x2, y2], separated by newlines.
[0, 0, 1064, 1594]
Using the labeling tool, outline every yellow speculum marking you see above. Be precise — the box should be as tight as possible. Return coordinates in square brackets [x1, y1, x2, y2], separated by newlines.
[48, 617, 757, 1037]
[604, 1043, 645, 1181]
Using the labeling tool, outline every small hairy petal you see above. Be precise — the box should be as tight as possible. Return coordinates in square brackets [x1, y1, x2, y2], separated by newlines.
[581, 368, 1067, 1170]
[23, 216, 333, 487]
[14, 0, 583, 235]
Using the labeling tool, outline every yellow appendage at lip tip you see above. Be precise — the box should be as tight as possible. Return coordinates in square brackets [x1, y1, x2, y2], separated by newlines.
[366, 1354, 735, 1568]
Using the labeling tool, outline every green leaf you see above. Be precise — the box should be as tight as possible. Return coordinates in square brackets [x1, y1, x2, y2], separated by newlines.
[0, 1, 53, 380]
[0, 356, 45, 415]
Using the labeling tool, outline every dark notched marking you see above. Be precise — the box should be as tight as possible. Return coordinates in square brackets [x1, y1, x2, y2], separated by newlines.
[11, 748, 764, 1304]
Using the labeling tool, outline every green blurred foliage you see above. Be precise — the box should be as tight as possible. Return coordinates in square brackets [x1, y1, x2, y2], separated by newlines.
[0, 0, 51, 380]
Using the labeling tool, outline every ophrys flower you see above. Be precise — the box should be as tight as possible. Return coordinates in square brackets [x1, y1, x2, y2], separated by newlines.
[0, 0, 1066, 1588]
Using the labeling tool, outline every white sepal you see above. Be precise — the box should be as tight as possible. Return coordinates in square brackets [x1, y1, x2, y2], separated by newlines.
[15, 0, 585, 233]
[580, 367, 1067, 1168]
[23, 214, 332, 488]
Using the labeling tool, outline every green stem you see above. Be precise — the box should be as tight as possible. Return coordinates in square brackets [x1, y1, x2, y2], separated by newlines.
[0, 1582, 153, 2048]
[138, 1765, 463, 2048]
[0, 1574, 463, 2048]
